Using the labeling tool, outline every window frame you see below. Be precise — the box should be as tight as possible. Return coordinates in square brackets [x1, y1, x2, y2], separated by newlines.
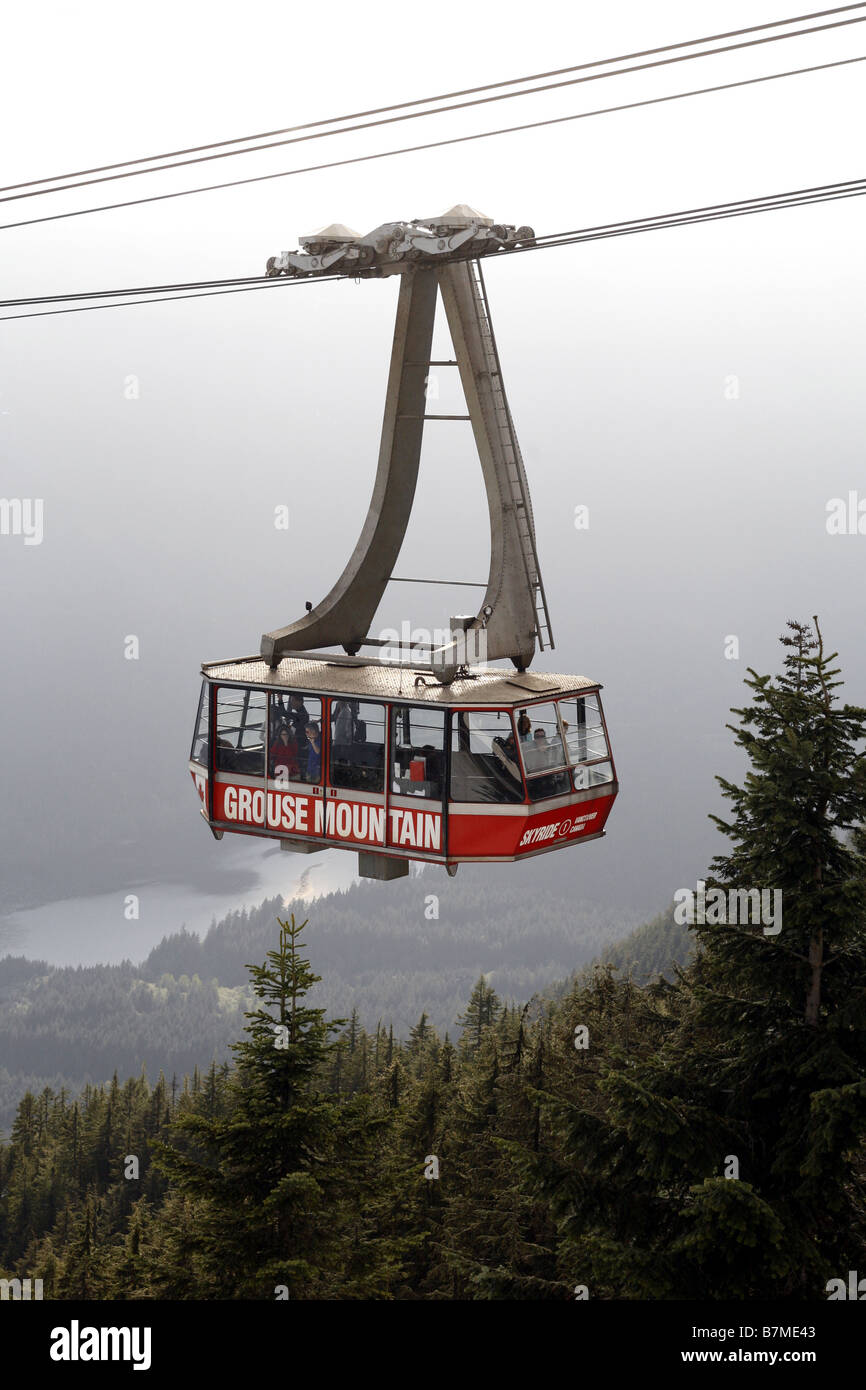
[214, 683, 268, 777]
[190, 679, 210, 766]
[517, 701, 569, 770]
[268, 691, 324, 787]
[557, 693, 616, 795]
[516, 692, 616, 802]
[327, 696, 388, 795]
[448, 706, 527, 805]
[515, 700, 570, 802]
[389, 703, 447, 803]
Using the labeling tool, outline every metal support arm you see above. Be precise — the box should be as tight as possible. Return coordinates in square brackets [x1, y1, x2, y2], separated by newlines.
[260, 268, 438, 664]
[261, 259, 551, 681]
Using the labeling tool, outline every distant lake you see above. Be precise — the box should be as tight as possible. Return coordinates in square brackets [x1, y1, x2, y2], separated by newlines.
[0, 844, 358, 968]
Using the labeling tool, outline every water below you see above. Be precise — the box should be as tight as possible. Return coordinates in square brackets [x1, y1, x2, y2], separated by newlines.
[0, 843, 358, 968]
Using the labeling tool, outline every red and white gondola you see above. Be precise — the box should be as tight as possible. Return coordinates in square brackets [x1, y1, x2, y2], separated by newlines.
[189, 655, 616, 879]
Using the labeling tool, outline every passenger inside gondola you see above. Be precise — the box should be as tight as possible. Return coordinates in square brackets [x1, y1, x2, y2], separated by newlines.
[270, 695, 289, 740]
[288, 693, 309, 742]
[215, 735, 235, 771]
[524, 726, 550, 770]
[303, 722, 322, 782]
[520, 705, 572, 800]
[270, 724, 300, 781]
[493, 729, 521, 781]
[451, 711, 525, 803]
[268, 692, 323, 781]
[332, 699, 355, 745]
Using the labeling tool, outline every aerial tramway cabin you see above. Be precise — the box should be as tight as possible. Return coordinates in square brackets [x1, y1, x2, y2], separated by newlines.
[190, 206, 619, 878]
[189, 655, 617, 879]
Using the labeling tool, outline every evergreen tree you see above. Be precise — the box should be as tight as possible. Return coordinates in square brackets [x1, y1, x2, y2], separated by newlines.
[107, 1199, 150, 1300]
[56, 1193, 108, 1299]
[690, 617, 866, 1291]
[457, 977, 502, 1054]
[371, 1024, 449, 1298]
[153, 916, 359, 1297]
[523, 620, 866, 1299]
[139, 1191, 207, 1299]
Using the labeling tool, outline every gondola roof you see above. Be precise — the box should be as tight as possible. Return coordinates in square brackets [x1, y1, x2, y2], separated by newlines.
[201, 653, 600, 705]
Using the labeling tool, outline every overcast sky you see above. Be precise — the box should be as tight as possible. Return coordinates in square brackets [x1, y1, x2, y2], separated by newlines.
[1, 0, 864, 919]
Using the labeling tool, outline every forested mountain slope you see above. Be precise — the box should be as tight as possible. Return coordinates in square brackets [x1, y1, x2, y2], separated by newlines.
[0, 875, 661, 1136]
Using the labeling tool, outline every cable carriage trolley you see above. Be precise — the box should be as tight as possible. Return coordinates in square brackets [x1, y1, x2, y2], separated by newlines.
[189, 205, 618, 878]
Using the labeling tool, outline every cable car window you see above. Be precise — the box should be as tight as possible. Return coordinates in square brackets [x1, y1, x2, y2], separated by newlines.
[190, 681, 210, 766]
[571, 760, 615, 790]
[449, 710, 525, 804]
[330, 699, 386, 793]
[215, 687, 266, 775]
[516, 702, 571, 802]
[390, 706, 446, 799]
[525, 767, 571, 802]
[558, 695, 609, 766]
[268, 693, 323, 785]
[518, 702, 568, 773]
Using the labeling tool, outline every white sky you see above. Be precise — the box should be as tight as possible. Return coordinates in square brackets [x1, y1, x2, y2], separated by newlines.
[2, 0, 864, 288]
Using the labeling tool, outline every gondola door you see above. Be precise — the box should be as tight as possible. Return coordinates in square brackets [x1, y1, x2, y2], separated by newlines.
[211, 685, 268, 833]
[324, 698, 388, 851]
[386, 704, 447, 859]
[265, 691, 325, 842]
